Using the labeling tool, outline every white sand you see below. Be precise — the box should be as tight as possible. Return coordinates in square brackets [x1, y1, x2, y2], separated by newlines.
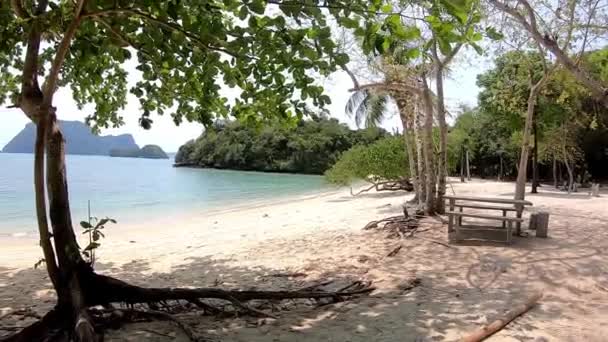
[1, 179, 607, 341]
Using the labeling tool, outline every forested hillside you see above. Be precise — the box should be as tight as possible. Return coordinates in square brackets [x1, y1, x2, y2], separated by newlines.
[175, 115, 387, 174]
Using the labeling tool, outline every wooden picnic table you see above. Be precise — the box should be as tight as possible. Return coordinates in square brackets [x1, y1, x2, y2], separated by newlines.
[444, 195, 533, 244]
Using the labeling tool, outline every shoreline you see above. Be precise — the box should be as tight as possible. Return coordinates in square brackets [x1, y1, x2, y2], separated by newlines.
[0, 185, 357, 269]
[0, 186, 340, 240]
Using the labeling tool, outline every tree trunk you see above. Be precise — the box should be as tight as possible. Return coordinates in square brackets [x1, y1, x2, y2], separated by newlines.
[44, 110, 98, 340]
[553, 157, 557, 188]
[398, 103, 419, 203]
[531, 118, 539, 193]
[421, 78, 437, 215]
[460, 145, 465, 183]
[514, 76, 545, 200]
[564, 154, 574, 194]
[489, 0, 608, 108]
[434, 65, 448, 214]
[499, 154, 503, 181]
[414, 103, 426, 206]
[34, 115, 60, 291]
[465, 150, 471, 181]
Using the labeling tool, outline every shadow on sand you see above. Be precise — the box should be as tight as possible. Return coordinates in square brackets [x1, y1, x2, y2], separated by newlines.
[1, 204, 607, 341]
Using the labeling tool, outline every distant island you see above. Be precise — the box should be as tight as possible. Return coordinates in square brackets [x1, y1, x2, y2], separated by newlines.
[2, 120, 166, 159]
[110, 145, 169, 159]
[174, 116, 387, 174]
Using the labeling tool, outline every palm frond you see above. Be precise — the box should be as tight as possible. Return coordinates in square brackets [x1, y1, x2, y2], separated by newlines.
[346, 90, 390, 128]
[365, 94, 389, 128]
[345, 90, 369, 119]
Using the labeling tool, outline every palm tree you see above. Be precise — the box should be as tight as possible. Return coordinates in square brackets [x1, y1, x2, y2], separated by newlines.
[344, 81, 424, 205]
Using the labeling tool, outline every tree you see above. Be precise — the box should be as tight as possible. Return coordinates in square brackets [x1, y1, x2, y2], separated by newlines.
[344, 60, 425, 205]
[345, 0, 493, 214]
[489, 0, 608, 108]
[0, 1, 377, 339]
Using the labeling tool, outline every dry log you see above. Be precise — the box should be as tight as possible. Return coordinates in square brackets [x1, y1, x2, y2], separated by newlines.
[350, 179, 414, 196]
[386, 245, 403, 257]
[460, 292, 543, 342]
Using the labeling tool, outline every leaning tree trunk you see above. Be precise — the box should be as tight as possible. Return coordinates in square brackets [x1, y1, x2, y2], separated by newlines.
[434, 65, 448, 214]
[421, 78, 437, 215]
[413, 103, 427, 206]
[514, 76, 545, 201]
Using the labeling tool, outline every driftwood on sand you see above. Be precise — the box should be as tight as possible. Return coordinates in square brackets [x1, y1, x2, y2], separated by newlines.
[350, 178, 414, 196]
[460, 292, 543, 342]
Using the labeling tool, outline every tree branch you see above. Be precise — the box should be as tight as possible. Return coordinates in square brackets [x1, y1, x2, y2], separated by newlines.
[350, 82, 422, 95]
[92, 17, 154, 60]
[342, 64, 360, 88]
[10, 0, 29, 19]
[82, 8, 245, 59]
[18, 0, 49, 119]
[41, 0, 86, 108]
[489, 0, 608, 108]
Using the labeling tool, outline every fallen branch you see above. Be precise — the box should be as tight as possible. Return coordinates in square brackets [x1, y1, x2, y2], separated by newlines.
[350, 179, 413, 196]
[363, 215, 419, 239]
[264, 272, 307, 278]
[386, 245, 403, 257]
[460, 292, 543, 342]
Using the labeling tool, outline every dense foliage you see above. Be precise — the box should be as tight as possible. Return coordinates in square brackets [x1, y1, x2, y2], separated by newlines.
[175, 115, 387, 174]
[324, 136, 408, 185]
[448, 49, 608, 181]
[110, 145, 168, 159]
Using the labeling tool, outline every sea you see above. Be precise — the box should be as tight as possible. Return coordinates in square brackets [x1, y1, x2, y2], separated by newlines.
[0, 153, 328, 237]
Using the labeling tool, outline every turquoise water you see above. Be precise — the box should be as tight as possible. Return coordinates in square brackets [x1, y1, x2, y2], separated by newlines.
[0, 153, 328, 236]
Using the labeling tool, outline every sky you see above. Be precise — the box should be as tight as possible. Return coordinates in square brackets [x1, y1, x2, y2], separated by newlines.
[0, 47, 489, 153]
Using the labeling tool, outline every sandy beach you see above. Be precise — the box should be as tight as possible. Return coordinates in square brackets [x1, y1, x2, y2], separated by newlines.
[1, 179, 607, 341]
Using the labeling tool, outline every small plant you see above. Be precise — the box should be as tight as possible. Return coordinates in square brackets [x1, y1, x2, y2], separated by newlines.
[80, 201, 116, 266]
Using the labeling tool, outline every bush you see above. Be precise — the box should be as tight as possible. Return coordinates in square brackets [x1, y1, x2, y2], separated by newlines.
[325, 136, 408, 185]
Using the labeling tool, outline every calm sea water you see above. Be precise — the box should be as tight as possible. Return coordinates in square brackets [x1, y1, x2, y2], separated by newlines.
[0, 153, 328, 236]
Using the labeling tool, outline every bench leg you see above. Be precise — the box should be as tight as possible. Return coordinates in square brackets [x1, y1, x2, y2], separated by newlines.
[458, 205, 463, 226]
[507, 221, 513, 244]
[502, 210, 506, 228]
[515, 205, 523, 235]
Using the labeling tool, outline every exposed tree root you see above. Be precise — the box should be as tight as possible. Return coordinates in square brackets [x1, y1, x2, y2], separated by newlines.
[363, 215, 419, 239]
[350, 178, 414, 196]
[2, 271, 375, 342]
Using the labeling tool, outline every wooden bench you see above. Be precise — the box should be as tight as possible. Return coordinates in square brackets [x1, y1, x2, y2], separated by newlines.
[444, 196, 533, 244]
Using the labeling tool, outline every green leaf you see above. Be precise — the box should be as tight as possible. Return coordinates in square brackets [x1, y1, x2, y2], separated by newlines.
[238, 6, 248, 20]
[249, 0, 265, 14]
[485, 26, 504, 41]
[80, 221, 93, 229]
[440, 0, 470, 24]
[84, 242, 100, 251]
[471, 42, 483, 55]
[381, 4, 393, 13]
